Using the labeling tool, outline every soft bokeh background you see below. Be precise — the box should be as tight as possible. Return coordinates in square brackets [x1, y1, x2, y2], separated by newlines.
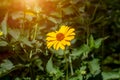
[0, 0, 120, 80]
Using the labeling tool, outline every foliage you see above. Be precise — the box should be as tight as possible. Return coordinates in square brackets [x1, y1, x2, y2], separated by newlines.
[0, 0, 120, 80]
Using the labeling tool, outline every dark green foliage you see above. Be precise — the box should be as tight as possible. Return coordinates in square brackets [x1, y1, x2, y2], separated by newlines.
[0, 0, 120, 80]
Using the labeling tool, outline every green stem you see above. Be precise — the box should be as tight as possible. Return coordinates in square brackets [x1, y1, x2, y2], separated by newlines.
[69, 55, 74, 76]
[64, 50, 68, 80]
[29, 51, 34, 80]
[33, 23, 38, 40]
[33, 12, 39, 41]
[30, 64, 34, 80]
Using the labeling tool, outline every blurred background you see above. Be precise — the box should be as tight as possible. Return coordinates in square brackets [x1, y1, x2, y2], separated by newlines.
[0, 0, 120, 80]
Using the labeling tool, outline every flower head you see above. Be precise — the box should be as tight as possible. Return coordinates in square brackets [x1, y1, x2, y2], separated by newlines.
[46, 25, 75, 50]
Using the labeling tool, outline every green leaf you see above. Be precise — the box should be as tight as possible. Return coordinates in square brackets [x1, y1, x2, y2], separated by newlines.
[46, 56, 57, 75]
[47, 17, 58, 24]
[69, 76, 83, 80]
[53, 69, 63, 80]
[0, 41, 8, 46]
[8, 28, 20, 40]
[94, 36, 108, 49]
[70, 69, 83, 80]
[92, 16, 104, 24]
[63, 6, 74, 15]
[1, 13, 8, 37]
[20, 37, 33, 47]
[88, 58, 100, 75]
[71, 44, 91, 59]
[0, 59, 14, 70]
[50, 12, 62, 18]
[0, 59, 14, 76]
[34, 59, 43, 70]
[89, 35, 95, 48]
[102, 71, 120, 80]
[94, 38, 103, 49]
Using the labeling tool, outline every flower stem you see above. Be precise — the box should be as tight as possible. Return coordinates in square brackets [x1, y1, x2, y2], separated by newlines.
[64, 50, 68, 80]
[33, 24, 38, 40]
[69, 55, 74, 75]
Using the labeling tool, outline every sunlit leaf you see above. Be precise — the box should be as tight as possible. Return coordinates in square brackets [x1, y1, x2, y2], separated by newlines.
[50, 12, 62, 18]
[20, 37, 33, 47]
[0, 59, 14, 77]
[1, 13, 8, 37]
[47, 17, 58, 24]
[8, 28, 20, 40]
[0, 41, 8, 46]
[0, 59, 14, 70]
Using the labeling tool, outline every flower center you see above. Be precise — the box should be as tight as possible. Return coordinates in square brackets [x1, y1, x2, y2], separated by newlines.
[56, 33, 65, 41]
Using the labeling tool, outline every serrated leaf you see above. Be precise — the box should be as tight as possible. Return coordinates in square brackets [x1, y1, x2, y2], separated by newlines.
[1, 13, 8, 37]
[88, 58, 100, 75]
[0, 41, 8, 46]
[71, 44, 91, 59]
[46, 56, 57, 74]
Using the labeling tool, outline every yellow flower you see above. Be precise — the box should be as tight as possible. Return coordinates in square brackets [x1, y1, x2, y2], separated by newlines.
[46, 25, 75, 50]
[0, 31, 3, 36]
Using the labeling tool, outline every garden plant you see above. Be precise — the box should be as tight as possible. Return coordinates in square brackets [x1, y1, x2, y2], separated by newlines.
[0, 0, 120, 80]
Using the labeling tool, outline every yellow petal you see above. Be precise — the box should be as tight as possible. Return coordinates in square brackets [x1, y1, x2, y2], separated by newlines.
[47, 42, 52, 48]
[47, 32, 56, 37]
[59, 25, 69, 33]
[46, 37, 56, 41]
[47, 41, 56, 48]
[59, 42, 65, 50]
[64, 36, 75, 41]
[66, 28, 75, 36]
[56, 42, 60, 50]
[53, 41, 59, 50]
[68, 33, 75, 36]
[62, 40, 71, 46]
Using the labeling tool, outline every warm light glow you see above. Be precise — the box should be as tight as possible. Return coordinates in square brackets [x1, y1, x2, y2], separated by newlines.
[24, 0, 39, 12]
[25, 0, 36, 4]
